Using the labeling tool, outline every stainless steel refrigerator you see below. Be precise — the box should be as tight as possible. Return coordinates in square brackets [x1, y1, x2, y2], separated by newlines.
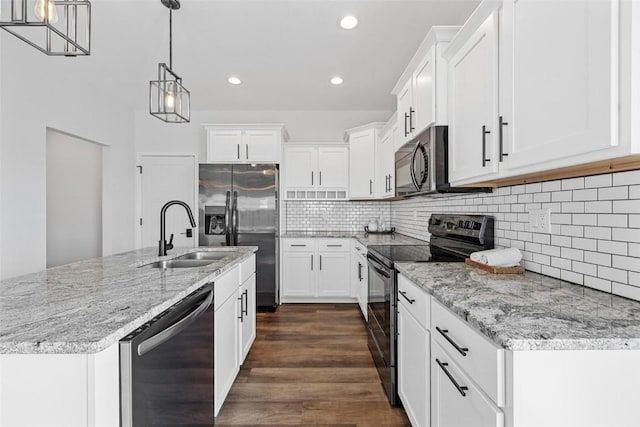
[199, 164, 279, 311]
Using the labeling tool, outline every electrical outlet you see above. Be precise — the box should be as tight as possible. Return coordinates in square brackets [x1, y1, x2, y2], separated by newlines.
[529, 208, 551, 233]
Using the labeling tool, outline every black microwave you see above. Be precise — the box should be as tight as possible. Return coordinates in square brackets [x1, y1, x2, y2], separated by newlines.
[395, 126, 492, 197]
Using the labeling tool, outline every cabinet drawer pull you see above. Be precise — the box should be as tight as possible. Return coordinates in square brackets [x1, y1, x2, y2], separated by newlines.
[436, 358, 468, 397]
[398, 290, 415, 304]
[482, 125, 491, 167]
[436, 326, 469, 356]
[499, 116, 509, 162]
[326, 244, 342, 247]
[291, 244, 307, 247]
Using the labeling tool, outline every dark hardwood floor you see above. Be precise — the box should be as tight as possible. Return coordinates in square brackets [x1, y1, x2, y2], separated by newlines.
[215, 304, 410, 426]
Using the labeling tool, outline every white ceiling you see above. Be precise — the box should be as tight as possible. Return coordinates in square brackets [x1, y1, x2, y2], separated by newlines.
[90, 0, 480, 111]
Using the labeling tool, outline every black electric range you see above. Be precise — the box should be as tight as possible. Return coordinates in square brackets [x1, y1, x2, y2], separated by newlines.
[366, 214, 494, 406]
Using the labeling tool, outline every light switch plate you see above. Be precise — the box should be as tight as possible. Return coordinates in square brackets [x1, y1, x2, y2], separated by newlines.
[529, 208, 551, 233]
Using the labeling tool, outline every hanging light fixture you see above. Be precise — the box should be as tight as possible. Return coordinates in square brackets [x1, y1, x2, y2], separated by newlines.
[149, 0, 190, 123]
[0, 0, 91, 56]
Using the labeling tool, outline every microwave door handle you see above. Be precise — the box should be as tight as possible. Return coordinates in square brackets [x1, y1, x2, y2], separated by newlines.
[137, 290, 214, 357]
[409, 143, 421, 191]
[224, 191, 231, 246]
[232, 191, 239, 245]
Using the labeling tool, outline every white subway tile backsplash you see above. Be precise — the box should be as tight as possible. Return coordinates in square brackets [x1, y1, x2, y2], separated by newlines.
[612, 283, 640, 301]
[585, 174, 612, 188]
[389, 170, 639, 300]
[285, 200, 391, 234]
[612, 170, 640, 186]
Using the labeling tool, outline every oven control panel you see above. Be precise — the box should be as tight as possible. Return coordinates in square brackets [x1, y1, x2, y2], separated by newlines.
[428, 214, 493, 243]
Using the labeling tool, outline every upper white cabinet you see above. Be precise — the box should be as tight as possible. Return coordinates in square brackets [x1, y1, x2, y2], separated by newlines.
[204, 124, 289, 164]
[377, 116, 397, 199]
[445, 0, 635, 186]
[446, 7, 500, 184]
[346, 123, 384, 199]
[498, 0, 619, 173]
[392, 27, 460, 146]
[282, 144, 348, 200]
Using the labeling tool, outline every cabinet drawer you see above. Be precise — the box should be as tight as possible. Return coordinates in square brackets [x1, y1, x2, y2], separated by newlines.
[432, 340, 504, 427]
[397, 274, 430, 330]
[240, 254, 256, 284]
[214, 266, 240, 311]
[283, 239, 316, 252]
[431, 299, 504, 406]
[318, 239, 349, 252]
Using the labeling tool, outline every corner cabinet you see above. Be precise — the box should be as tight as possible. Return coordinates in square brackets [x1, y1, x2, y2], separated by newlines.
[392, 26, 459, 146]
[346, 123, 385, 200]
[281, 238, 354, 302]
[282, 145, 349, 200]
[204, 124, 289, 164]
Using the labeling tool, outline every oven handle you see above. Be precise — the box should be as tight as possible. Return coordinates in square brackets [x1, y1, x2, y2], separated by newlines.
[367, 254, 391, 278]
[137, 290, 213, 357]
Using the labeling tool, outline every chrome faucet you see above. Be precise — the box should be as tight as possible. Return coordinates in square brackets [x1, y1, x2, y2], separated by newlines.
[159, 200, 197, 256]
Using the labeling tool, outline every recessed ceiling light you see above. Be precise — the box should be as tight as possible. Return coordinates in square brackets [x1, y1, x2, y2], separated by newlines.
[227, 76, 242, 85]
[339, 15, 358, 30]
[330, 77, 344, 85]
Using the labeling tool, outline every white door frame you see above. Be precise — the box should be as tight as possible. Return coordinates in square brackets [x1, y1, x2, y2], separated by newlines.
[135, 152, 199, 250]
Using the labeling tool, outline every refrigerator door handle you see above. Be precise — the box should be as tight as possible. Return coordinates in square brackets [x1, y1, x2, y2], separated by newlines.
[225, 191, 231, 246]
[232, 191, 239, 245]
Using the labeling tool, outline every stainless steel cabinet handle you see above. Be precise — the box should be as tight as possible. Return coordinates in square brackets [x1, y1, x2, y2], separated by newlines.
[358, 262, 363, 281]
[224, 191, 231, 246]
[319, 171, 322, 186]
[311, 171, 314, 186]
[499, 116, 509, 162]
[320, 255, 322, 270]
[242, 289, 248, 316]
[237, 144, 240, 160]
[327, 244, 342, 247]
[482, 125, 491, 167]
[291, 244, 307, 247]
[369, 179, 373, 195]
[246, 144, 249, 160]
[238, 294, 244, 322]
[138, 290, 213, 356]
[436, 326, 469, 356]
[436, 358, 468, 397]
[409, 107, 415, 132]
[404, 112, 410, 137]
[311, 254, 313, 270]
[398, 290, 415, 304]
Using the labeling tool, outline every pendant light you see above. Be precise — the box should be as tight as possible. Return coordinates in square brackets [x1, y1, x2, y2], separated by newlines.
[0, 0, 91, 56]
[149, 0, 190, 123]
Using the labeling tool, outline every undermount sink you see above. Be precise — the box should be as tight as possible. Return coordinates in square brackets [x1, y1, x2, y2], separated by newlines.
[143, 259, 215, 269]
[174, 251, 234, 261]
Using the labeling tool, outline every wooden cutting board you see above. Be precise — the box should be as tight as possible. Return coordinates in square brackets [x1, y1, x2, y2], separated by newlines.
[465, 258, 525, 274]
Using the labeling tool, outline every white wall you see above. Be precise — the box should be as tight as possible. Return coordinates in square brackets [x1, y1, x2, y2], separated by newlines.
[134, 109, 393, 157]
[0, 35, 136, 279]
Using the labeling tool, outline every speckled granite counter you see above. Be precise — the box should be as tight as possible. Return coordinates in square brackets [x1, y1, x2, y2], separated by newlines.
[0, 246, 257, 354]
[396, 262, 640, 351]
[282, 231, 426, 246]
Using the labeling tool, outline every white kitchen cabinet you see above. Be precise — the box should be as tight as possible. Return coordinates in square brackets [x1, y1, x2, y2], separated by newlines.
[283, 145, 349, 200]
[377, 118, 397, 198]
[498, 0, 619, 175]
[446, 6, 500, 185]
[393, 27, 459, 146]
[397, 274, 430, 427]
[281, 238, 354, 302]
[204, 124, 288, 164]
[346, 123, 384, 199]
[432, 341, 504, 427]
[351, 240, 368, 320]
[239, 273, 256, 363]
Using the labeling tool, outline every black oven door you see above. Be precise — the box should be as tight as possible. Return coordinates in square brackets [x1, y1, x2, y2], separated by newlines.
[366, 253, 398, 405]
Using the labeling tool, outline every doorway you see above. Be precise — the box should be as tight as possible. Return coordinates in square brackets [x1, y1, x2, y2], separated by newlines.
[46, 129, 103, 268]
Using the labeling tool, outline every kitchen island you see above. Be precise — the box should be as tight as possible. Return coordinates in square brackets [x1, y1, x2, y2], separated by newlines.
[395, 261, 640, 427]
[0, 246, 257, 426]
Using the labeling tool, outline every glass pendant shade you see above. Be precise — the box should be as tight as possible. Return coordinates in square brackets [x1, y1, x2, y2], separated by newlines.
[0, 0, 91, 56]
[150, 63, 191, 123]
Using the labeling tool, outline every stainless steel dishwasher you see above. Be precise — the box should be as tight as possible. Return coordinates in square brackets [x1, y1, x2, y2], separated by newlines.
[120, 283, 214, 426]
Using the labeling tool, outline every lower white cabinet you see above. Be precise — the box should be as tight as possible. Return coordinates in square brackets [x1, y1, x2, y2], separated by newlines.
[239, 273, 256, 363]
[431, 340, 504, 427]
[281, 238, 354, 302]
[351, 240, 368, 320]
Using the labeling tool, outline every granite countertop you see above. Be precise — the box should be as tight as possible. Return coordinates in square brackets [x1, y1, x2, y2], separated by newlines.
[282, 231, 427, 246]
[0, 246, 257, 354]
[396, 262, 640, 351]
